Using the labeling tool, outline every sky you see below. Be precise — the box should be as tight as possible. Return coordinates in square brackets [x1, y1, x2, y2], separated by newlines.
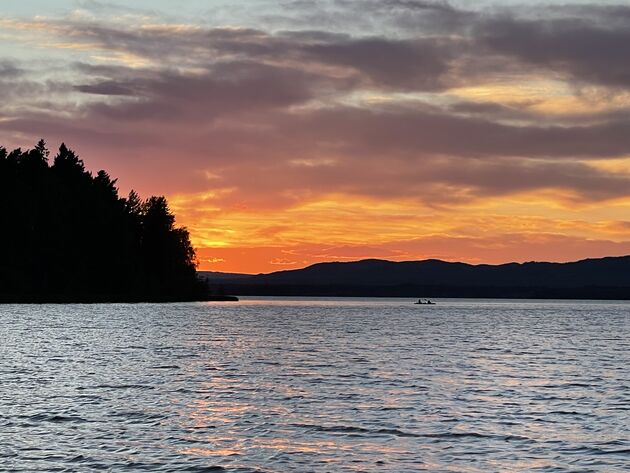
[2, 0, 630, 273]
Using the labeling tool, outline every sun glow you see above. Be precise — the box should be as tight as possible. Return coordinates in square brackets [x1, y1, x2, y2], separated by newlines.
[167, 190, 630, 273]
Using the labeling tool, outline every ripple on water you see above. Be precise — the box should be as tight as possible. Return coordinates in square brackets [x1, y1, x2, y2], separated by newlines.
[0, 299, 629, 472]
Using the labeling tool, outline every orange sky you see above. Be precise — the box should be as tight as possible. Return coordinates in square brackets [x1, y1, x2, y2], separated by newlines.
[2, 1, 630, 273]
[172, 191, 630, 273]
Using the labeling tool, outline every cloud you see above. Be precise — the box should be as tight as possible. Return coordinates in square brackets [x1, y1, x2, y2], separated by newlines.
[79, 60, 345, 122]
[283, 104, 630, 160]
[477, 8, 630, 88]
[74, 80, 135, 96]
[6, 2, 630, 93]
[0, 60, 23, 78]
[4, 19, 458, 92]
[303, 37, 453, 90]
[5, 89, 630, 203]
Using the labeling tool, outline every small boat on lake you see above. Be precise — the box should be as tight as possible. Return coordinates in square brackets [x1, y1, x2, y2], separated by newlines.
[415, 299, 435, 305]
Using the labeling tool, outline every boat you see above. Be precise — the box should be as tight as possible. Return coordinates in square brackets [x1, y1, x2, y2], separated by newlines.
[414, 299, 435, 305]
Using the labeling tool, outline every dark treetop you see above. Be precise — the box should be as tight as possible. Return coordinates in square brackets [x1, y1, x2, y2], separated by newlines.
[0, 140, 216, 302]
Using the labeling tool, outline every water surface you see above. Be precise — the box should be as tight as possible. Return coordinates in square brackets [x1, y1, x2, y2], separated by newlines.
[1, 298, 629, 472]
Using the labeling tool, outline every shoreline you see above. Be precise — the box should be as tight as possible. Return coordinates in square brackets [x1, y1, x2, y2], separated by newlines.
[0, 295, 239, 304]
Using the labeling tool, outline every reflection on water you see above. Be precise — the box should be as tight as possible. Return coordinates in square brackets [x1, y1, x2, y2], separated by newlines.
[1, 298, 629, 472]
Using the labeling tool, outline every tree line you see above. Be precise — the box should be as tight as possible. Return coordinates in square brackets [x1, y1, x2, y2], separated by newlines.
[0, 140, 208, 302]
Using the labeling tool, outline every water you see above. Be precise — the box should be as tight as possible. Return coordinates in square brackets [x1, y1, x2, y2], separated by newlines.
[1, 298, 629, 472]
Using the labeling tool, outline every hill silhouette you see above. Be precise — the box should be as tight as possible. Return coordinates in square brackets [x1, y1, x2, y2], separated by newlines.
[202, 256, 630, 299]
[0, 140, 232, 302]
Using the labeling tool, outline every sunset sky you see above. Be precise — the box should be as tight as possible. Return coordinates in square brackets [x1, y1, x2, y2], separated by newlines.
[2, 0, 630, 273]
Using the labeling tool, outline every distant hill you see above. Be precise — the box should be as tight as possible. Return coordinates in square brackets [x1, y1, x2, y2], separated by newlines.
[204, 256, 630, 299]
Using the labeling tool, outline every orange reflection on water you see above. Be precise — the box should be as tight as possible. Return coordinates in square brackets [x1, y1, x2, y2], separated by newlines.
[186, 398, 253, 426]
[180, 447, 241, 457]
[181, 437, 409, 458]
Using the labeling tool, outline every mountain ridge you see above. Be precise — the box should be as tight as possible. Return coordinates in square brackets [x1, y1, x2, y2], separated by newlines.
[200, 255, 630, 299]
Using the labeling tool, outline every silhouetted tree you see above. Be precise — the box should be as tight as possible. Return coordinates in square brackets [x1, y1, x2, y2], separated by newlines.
[0, 140, 207, 302]
[140, 196, 198, 296]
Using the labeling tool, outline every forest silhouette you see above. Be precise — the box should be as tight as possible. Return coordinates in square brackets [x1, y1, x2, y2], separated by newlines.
[0, 140, 218, 302]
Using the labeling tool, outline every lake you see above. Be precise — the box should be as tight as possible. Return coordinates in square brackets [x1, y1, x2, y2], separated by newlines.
[1, 298, 629, 472]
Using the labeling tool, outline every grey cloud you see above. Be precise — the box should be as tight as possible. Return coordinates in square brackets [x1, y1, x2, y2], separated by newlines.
[79, 60, 355, 121]
[427, 158, 630, 201]
[205, 29, 457, 91]
[449, 101, 528, 119]
[26, 20, 458, 93]
[210, 143, 630, 205]
[75, 80, 135, 96]
[0, 60, 23, 78]
[477, 14, 630, 88]
[283, 105, 630, 160]
[53, 3, 630, 95]
[8, 2, 630, 94]
[304, 37, 453, 90]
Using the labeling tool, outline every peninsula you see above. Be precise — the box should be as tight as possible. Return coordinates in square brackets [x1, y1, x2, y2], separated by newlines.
[0, 141, 236, 303]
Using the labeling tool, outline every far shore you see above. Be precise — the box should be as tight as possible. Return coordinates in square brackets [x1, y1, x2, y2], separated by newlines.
[0, 294, 239, 304]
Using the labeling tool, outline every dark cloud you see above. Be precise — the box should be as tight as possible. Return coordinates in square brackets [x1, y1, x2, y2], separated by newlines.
[450, 101, 523, 117]
[428, 158, 630, 201]
[477, 13, 630, 88]
[261, 152, 630, 204]
[0, 60, 23, 78]
[304, 37, 453, 90]
[210, 29, 459, 91]
[283, 105, 630, 160]
[33, 2, 630, 93]
[75, 80, 135, 96]
[7, 2, 630, 93]
[7, 19, 458, 93]
[78, 60, 355, 121]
